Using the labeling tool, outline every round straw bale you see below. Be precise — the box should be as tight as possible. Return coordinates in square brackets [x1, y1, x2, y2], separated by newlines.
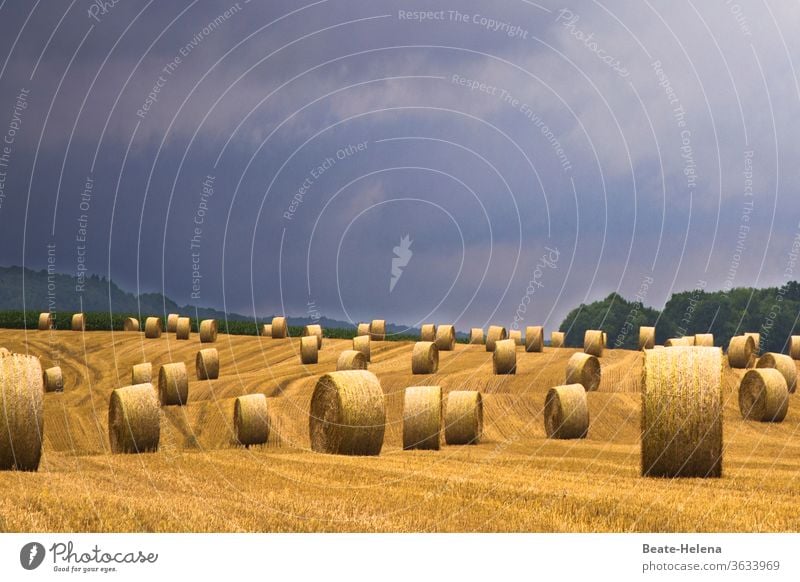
[565, 353, 601, 392]
[602, 332, 608, 347]
[199, 319, 218, 343]
[357, 322, 370, 336]
[469, 328, 484, 345]
[131, 363, 152, 385]
[261, 324, 272, 337]
[166, 313, 179, 333]
[420, 324, 436, 342]
[434, 324, 456, 351]
[37, 312, 53, 331]
[641, 346, 722, 478]
[353, 335, 371, 362]
[403, 385, 442, 450]
[493, 339, 517, 375]
[303, 324, 323, 349]
[71, 313, 85, 332]
[175, 317, 191, 340]
[584, 330, 604, 357]
[196, 348, 219, 380]
[525, 326, 544, 352]
[0, 354, 44, 471]
[108, 383, 160, 454]
[234, 394, 269, 447]
[665, 336, 694, 347]
[739, 368, 788, 422]
[791, 336, 800, 360]
[370, 319, 386, 341]
[507, 329, 521, 346]
[411, 341, 439, 374]
[728, 335, 755, 369]
[144, 317, 162, 338]
[337, 350, 368, 371]
[756, 352, 797, 394]
[43, 366, 63, 393]
[444, 391, 483, 445]
[544, 384, 589, 439]
[638, 326, 655, 350]
[123, 317, 139, 332]
[309, 370, 385, 455]
[158, 362, 189, 406]
[694, 333, 714, 347]
[300, 336, 319, 365]
[551, 331, 565, 348]
[485, 325, 507, 352]
[745, 332, 761, 355]
[271, 316, 287, 339]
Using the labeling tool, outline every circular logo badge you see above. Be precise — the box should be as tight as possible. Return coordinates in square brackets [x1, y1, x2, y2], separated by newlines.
[20, 542, 46, 570]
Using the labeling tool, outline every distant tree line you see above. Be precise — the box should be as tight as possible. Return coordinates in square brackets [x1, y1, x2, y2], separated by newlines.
[559, 282, 800, 353]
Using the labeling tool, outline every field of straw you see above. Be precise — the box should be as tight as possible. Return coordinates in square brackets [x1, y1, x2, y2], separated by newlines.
[1, 329, 800, 533]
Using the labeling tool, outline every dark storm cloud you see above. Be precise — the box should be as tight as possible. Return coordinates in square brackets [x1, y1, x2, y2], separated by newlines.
[0, 0, 798, 330]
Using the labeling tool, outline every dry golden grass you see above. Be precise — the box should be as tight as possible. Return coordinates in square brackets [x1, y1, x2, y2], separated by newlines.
[0, 330, 799, 532]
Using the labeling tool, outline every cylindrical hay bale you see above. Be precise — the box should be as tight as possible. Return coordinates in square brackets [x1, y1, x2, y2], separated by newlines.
[739, 368, 788, 422]
[71, 313, 85, 332]
[353, 335, 371, 362]
[525, 326, 544, 352]
[411, 341, 439, 374]
[434, 324, 456, 351]
[309, 370, 385, 456]
[444, 391, 483, 445]
[234, 394, 269, 447]
[756, 352, 798, 394]
[790, 336, 800, 360]
[370, 319, 386, 341]
[403, 385, 442, 450]
[493, 339, 517, 375]
[665, 337, 694, 347]
[485, 325, 507, 352]
[638, 326, 656, 350]
[336, 350, 368, 371]
[420, 324, 436, 342]
[641, 346, 722, 478]
[508, 329, 522, 345]
[695, 333, 714, 347]
[584, 330, 604, 357]
[166, 313, 179, 333]
[175, 317, 191, 340]
[565, 353, 601, 392]
[357, 322, 370, 337]
[745, 332, 761, 355]
[0, 354, 44, 471]
[544, 384, 589, 439]
[158, 362, 189, 406]
[300, 336, 319, 365]
[602, 332, 608, 347]
[144, 317, 162, 338]
[271, 316, 288, 339]
[131, 363, 153, 385]
[123, 317, 140, 332]
[469, 328, 484, 345]
[261, 324, 272, 338]
[196, 348, 219, 380]
[43, 366, 64, 393]
[37, 312, 53, 331]
[728, 335, 755, 369]
[551, 331, 565, 348]
[303, 324, 323, 349]
[108, 383, 160, 454]
[199, 319, 218, 343]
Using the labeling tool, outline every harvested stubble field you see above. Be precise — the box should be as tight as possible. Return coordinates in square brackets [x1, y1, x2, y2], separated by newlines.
[1, 329, 800, 533]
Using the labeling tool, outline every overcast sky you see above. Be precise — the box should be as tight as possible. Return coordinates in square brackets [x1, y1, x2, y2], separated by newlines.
[0, 0, 798, 331]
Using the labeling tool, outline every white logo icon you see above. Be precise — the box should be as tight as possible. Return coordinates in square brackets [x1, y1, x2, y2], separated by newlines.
[390, 235, 413, 293]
